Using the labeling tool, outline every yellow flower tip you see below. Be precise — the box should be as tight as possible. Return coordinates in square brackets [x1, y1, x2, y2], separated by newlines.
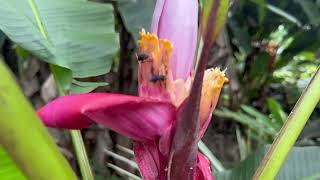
[138, 30, 173, 52]
[139, 30, 157, 40]
[138, 31, 161, 62]
[137, 30, 174, 67]
[204, 68, 228, 92]
[199, 68, 228, 126]
[138, 33, 158, 48]
[160, 39, 173, 55]
[137, 30, 177, 103]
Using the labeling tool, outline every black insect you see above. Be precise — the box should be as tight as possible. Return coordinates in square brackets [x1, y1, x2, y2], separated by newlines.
[150, 75, 166, 82]
[137, 53, 149, 61]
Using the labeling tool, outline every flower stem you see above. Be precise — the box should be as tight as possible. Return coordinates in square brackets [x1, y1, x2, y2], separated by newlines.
[253, 67, 320, 180]
[50, 65, 94, 180]
[70, 130, 94, 180]
[27, 0, 94, 177]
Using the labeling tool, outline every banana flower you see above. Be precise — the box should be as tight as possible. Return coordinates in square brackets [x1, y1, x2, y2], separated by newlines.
[37, 0, 228, 179]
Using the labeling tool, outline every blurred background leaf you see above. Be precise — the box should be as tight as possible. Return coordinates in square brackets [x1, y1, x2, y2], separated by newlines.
[218, 0, 320, 158]
[297, 0, 320, 26]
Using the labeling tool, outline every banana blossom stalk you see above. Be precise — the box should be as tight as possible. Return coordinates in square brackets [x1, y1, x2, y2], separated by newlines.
[37, 0, 227, 179]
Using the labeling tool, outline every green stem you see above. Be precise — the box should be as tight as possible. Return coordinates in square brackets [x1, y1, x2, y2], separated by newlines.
[253, 67, 320, 180]
[70, 130, 94, 180]
[198, 141, 225, 172]
[50, 65, 94, 180]
[28, 0, 94, 178]
[0, 60, 77, 180]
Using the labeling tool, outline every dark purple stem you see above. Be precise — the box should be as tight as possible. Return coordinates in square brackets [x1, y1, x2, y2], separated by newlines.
[168, 0, 221, 179]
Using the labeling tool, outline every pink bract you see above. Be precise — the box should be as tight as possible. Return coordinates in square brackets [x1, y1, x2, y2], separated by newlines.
[151, 0, 198, 80]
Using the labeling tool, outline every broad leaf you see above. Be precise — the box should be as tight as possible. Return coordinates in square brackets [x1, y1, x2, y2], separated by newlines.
[216, 146, 320, 180]
[70, 80, 108, 94]
[0, 146, 26, 180]
[51, 62, 107, 95]
[0, 0, 119, 78]
[117, 0, 156, 42]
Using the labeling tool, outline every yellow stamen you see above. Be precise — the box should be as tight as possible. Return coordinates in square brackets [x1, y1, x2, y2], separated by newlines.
[137, 30, 228, 112]
[159, 39, 173, 76]
[138, 31, 161, 65]
[138, 31, 177, 102]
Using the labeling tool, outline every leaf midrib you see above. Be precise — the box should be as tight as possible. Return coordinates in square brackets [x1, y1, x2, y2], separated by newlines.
[28, 0, 49, 40]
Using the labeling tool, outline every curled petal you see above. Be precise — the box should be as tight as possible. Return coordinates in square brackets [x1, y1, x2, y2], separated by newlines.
[151, 0, 198, 80]
[38, 93, 176, 141]
[195, 152, 214, 180]
[134, 142, 160, 180]
[150, 0, 165, 35]
[37, 94, 93, 129]
[199, 68, 228, 138]
[158, 125, 174, 156]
